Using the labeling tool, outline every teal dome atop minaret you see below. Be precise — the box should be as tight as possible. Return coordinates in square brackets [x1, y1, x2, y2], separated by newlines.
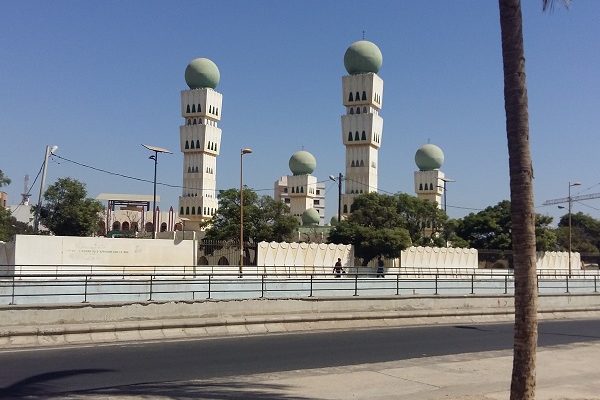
[185, 58, 220, 89]
[301, 208, 320, 226]
[289, 150, 316, 176]
[344, 40, 383, 75]
[415, 144, 444, 171]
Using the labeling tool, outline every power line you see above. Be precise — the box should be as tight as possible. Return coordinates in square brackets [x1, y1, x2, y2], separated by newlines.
[10, 161, 44, 216]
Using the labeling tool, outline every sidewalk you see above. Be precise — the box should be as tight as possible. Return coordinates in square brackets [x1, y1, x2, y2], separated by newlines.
[54, 340, 600, 399]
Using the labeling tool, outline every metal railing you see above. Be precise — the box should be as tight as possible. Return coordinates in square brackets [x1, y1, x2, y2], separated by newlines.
[1, 271, 598, 306]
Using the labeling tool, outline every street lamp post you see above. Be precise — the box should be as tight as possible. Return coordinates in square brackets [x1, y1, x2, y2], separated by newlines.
[34, 145, 58, 234]
[329, 173, 343, 222]
[240, 148, 253, 274]
[568, 181, 581, 276]
[439, 177, 456, 214]
[142, 144, 172, 239]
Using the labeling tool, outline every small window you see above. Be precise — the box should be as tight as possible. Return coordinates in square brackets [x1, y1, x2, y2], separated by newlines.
[316, 190, 320, 195]
[187, 166, 192, 173]
[348, 92, 353, 102]
[186, 105, 191, 113]
[191, 207, 196, 215]
[196, 140, 200, 148]
[360, 160, 364, 167]
[191, 104, 196, 113]
[187, 119, 191, 126]
[190, 140, 195, 149]
[160, 222, 167, 232]
[343, 205, 348, 214]
[186, 207, 190, 215]
[314, 199, 320, 205]
[349, 108, 354, 115]
[300, 186, 304, 193]
[363, 106, 367, 113]
[351, 160, 355, 167]
[348, 132, 353, 141]
[354, 131, 360, 141]
[180, 207, 184, 215]
[283, 188, 288, 193]
[355, 91, 360, 101]
[198, 104, 201, 113]
[356, 107, 361, 114]
[284, 198, 290, 203]
[362, 91, 367, 100]
[361, 131, 366, 140]
[185, 141, 189, 149]
[291, 187, 295, 193]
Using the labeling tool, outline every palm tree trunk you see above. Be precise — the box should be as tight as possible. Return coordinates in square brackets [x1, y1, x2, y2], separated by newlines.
[499, 1, 538, 399]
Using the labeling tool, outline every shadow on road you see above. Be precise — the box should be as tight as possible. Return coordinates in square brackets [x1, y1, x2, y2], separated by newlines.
[0, 369, 113, 398]
[3, 379, 314, 400]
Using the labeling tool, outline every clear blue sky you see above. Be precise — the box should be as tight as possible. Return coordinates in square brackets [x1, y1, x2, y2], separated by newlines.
[1, 1, 599, 224]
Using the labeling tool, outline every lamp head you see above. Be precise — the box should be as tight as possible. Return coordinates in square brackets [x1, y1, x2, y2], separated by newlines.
[50, 145, 58, 154]
[570, 181, 582, 187]
[241, 148, 253, 155]
[329, 175, 336, 181]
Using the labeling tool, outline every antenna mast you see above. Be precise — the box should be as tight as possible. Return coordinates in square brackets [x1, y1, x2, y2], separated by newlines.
[20, 174, 31, 205]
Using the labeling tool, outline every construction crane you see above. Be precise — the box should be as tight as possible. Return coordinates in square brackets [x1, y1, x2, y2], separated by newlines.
[543, 188, 600, 276]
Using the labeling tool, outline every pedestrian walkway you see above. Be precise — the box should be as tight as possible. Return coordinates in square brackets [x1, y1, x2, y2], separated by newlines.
[52, 340, 600, 399]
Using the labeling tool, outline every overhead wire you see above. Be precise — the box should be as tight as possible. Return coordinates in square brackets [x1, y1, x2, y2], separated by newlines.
[10, 161, 44, 216]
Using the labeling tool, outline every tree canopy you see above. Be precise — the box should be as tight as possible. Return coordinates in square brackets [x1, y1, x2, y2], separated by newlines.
[34, 178, 103, 236]
[455, 200, 556, 251]
[0, 207, 33, 242]
[203, 188, 299, 243]
[557, 212, 600, 253]
[0, 170, 10, 187]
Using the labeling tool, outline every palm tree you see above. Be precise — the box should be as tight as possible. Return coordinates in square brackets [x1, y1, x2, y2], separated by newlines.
[499, 1, 568, 399]
[0, 170, 10, 187]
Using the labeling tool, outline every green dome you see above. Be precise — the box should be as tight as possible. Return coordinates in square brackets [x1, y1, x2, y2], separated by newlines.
[289, 150, 316, 176]
[185, 58, 220, 89]
[415, 144, 445, 171]
[344, 40, 383, 75]
[302, 208, 320, 226]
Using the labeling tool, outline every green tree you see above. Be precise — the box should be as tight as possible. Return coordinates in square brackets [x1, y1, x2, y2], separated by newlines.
[556, 212, 600, 253]
[0, 207, 33, 242]
[396, 193, 448, 247]
[328, 193, 412, 265]
[204, 188, 299, 243]
[0, 170, 10, 187]
[455, 200, 556, 251]
[34, 178, 103, 236]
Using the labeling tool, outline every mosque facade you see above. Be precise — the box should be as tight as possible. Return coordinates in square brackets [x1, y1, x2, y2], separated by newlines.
[414, 143, 446, 209]
[340, 40, 384, 217]
[178, 58, 222, 232]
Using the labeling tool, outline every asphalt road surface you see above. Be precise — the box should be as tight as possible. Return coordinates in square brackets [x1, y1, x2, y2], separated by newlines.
[1, 319, 600, 398]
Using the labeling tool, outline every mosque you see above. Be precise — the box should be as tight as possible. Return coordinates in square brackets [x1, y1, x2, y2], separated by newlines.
[5, 40, 448, 237]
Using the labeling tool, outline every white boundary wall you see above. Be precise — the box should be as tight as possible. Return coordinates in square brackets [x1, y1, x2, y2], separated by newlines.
[5, 235, 195, 274]
[257, 242, 353, 274]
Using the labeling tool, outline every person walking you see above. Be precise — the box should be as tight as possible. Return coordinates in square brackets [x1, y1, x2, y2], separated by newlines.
[376, 256, 385, 278]
[333, 258, 345, 278]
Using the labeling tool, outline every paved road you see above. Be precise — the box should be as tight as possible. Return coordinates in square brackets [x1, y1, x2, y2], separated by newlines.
[1, 319, 599, 398]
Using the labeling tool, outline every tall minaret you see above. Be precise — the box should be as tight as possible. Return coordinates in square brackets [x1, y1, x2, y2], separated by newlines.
[414, 143, 445, 208]
[178, 58, 222, 231]
[340, 40, 384, 217]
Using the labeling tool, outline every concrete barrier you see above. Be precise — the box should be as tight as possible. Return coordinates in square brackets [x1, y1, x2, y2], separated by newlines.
[2, 294, 600, 349]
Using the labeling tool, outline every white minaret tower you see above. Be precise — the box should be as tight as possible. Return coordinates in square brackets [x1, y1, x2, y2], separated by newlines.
[178, 58, 222, 231]
[340, 40, 384, 217]
[414, 143, 445, 208]
[285, 150, 322, 225]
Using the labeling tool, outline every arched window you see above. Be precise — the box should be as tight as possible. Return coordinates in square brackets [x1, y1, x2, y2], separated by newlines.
[160, 222, 167, 232]
[185, 141, 189, 149]
[197, 104, 201, 113]
[348, 92, 353, 102]
[191, 104, 196, 113]
[354, 131, 360, 141]
[362, 91, 367, 100]
[349, 108, 354, 115]
[218, 256, 229, 265]
[300, 186, 304, 193]
[187, 119, 191, 126]
[186, 105, 190, 113]
[112, 221, 121, 231]
[291, 187, 295, 193]
[196, 140, 200, 148]
[193, 119, 197, 125]
[363, 106, 367, 113]
[343, 204, 348, 214]
[355, 91, 360, 100]
[145, 222, 153, 232]
[180, 207, 184, 215]
[360, 160, 364, 167]
[207, 141, 211, 149]
[209, 105, 213, 114]
[356, 107, 361, 114]
[419, 183, 423, 190]
[131, 222, 139, 232]
[215, 108, 219, 116]
[198, 256, 209, 265]
[351, 160, 355, 167]
[187, 166, 191, 173]
[185, 207, 190, 215]
[214, 143, 217, 152]
[190, 140, 195, 149]
[348, 132, 353, 141]
[361, 131, 366, 140]
[429, 183, 434, 190]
